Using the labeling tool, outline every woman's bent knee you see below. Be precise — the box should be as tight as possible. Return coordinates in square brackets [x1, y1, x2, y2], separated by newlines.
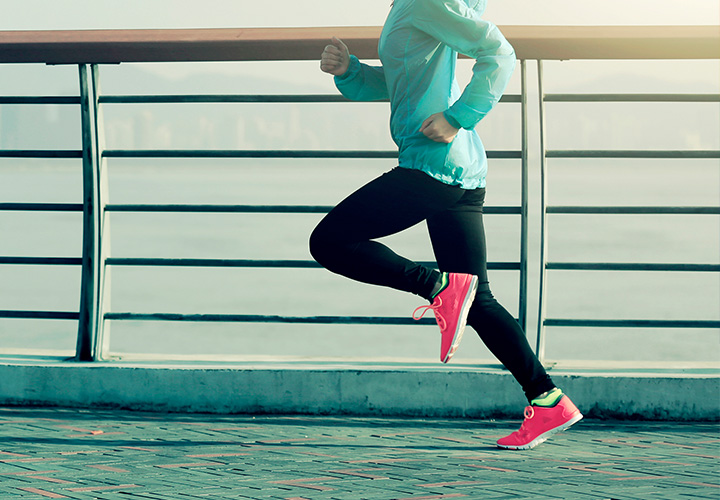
[309, 226, 331, 268]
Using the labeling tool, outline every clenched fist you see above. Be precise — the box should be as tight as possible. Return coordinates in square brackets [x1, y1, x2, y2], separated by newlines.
[420, 112, 459, 143]
[320, 37, 351, 76]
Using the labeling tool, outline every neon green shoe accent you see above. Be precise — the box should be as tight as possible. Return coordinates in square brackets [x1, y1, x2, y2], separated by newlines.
[531, 388, 564, 407]
[430, 272, 450, 300]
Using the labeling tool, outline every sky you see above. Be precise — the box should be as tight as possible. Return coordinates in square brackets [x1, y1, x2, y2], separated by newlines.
[1, 0, 719, 30]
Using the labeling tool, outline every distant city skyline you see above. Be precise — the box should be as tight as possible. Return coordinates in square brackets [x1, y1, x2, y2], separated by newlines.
[1, 62, 717, 153]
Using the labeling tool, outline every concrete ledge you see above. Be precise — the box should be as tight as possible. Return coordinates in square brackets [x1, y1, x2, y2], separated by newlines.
[0, 357, 718, 420]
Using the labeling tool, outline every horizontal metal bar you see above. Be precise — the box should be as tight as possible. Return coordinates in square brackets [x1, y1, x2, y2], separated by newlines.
[0, 93, 520, 107]
[106, 258, 322, 269]
[547, 150, 720, 159]
[545, 93, 720, 102]
[105, 312, 437, 325]
[544, 319, 720, 329]
[0, 203, 83, 212]
[1, 26, 718, 64]
[0, 257, 82, 266]
[98, 94, 522, 104]
[103, 150, 523, 160]
[0, 96, 80, 104]
[101, 94, 356, 104]
[0, 150, 83, 158]
[0, 310, 79, 320]
[546, 263, 720, 272]
[104, 150, 400, 159]
[106, 204, 332, 214]
[105, 258, 521, 271]
[547, 206, 720, 215]
[104, 204, 522, 215]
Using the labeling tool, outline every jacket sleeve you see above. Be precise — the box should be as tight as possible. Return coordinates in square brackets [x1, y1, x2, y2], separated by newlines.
[411, 0, 516, 130]
[334, 55, 390, 102]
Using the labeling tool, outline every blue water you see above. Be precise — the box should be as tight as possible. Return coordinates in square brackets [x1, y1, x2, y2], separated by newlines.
[0, 157, 718, 363]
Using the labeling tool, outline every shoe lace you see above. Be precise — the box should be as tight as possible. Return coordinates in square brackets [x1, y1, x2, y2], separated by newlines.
[412, 298, 447, 331]
[514, 406, 535, 436]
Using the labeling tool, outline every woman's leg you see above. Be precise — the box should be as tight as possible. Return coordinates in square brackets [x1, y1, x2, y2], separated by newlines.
[426, 187, 555, 402]
[310, 167, 465, 299]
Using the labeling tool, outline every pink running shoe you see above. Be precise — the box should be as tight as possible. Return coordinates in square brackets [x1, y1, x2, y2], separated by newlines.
[412, 272, 479, 363]
[497, 395, 583, 450]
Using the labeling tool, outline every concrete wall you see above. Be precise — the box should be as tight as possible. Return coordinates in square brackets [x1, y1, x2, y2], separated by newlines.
[1, 361, 718, 420]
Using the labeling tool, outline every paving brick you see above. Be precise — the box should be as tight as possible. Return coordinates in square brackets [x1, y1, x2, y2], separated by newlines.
[0, 408, 718, 499]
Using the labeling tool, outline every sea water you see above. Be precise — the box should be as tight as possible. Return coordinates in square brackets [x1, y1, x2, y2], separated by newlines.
[0, 157, 718, 363]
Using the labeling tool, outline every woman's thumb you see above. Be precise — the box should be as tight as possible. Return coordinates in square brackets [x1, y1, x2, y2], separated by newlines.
[331, 36, 347, 52]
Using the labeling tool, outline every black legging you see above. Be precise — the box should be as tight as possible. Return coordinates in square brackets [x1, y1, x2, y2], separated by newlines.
[309, 167, 554, 402]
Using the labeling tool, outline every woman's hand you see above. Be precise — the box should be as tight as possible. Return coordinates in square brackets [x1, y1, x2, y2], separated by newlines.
[420, 112, 460, 143]
[320, 37, 351, 76]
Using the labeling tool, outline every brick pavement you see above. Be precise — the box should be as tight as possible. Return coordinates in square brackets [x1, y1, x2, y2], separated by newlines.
[0, 407, 718, 499]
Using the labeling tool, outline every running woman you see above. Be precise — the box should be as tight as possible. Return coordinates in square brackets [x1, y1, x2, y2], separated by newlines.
[310, 0, 582, 450]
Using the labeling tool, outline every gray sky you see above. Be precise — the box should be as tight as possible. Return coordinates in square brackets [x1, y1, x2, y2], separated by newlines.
[2, 0, 719, 30]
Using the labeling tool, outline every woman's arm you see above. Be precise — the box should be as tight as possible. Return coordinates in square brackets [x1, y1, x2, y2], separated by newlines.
[411, 0, 516, 130]
[321, 37, 389, 102]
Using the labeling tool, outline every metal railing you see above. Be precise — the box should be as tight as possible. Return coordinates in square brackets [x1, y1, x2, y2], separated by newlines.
[1, 26, 718, 362]
[534, 64, 720, 360]
[0, 65, 527, 361]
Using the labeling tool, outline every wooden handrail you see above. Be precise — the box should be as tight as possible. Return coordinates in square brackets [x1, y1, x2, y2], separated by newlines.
[0, 25, 718, 64]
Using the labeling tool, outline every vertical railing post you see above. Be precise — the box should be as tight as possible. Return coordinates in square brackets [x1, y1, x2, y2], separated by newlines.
[535, 60, 549, 363]
[76, 63, 109, 361]
[76, 64, 100, 361]
[518, 59, 529, 333]
[91, 64, 112, 360]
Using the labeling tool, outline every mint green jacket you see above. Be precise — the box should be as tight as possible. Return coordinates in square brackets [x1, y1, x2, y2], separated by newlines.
[334, 0, 515, 189]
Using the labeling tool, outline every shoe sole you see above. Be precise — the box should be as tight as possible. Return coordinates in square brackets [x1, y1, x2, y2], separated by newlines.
[496, 413, 584, 450]
[441, 275, 479, 364]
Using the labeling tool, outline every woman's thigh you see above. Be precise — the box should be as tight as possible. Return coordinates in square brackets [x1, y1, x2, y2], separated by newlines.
[426, 187, 489, 282]
[313, 167, 465, 243]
